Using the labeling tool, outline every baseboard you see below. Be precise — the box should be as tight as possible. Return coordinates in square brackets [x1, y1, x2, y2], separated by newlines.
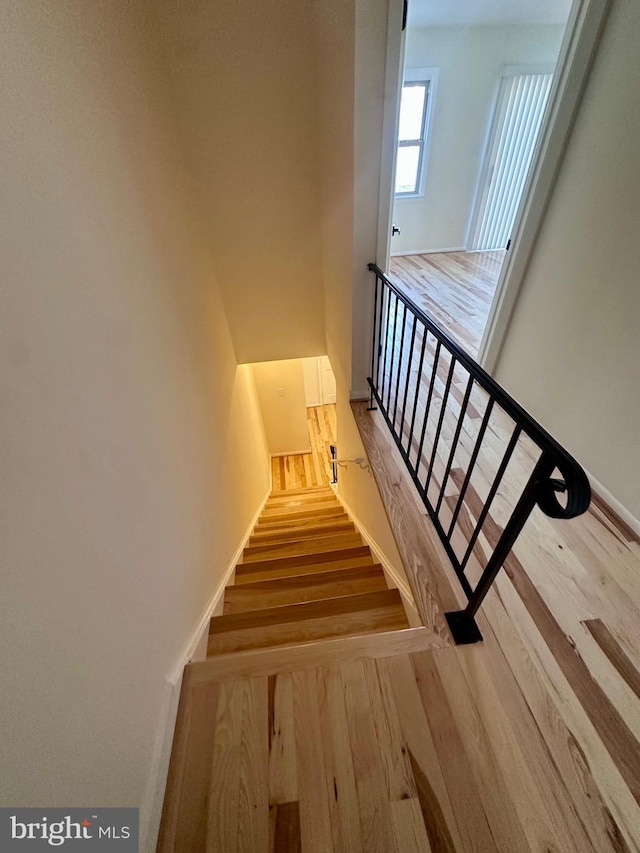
[271, 448, 312, 458]
[587, 470, 640, 541]
[349, 390, 370, 402]
[332, 487, 417, 612]
[390, 246, 466, 257]
[140, 489, 270, 852]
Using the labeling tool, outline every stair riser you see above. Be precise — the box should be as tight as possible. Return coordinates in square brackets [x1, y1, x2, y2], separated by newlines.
[269, 486, 334, 499]
[207, 606, 408, 655]
[262, 499, 340, 516]
[235, 553, 376, 585]
[243, 533, 363, 563]
[249, 522, 355, 546]
[254, 510, 348, 531]
[223, 572, 388, 614]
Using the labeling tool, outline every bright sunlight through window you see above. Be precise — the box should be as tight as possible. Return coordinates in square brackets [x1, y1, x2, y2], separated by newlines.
[395, 82, 430, 196]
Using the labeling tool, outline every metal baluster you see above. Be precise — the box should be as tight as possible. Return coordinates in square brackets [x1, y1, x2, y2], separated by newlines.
[379, 284, 392, 404]
[415, 339, 441, 477]
[385, 293, 400, 414]
[424, 354, 456, 495]
[406, 325, 428, 457]
[446, 451, 556, 643]
[447, 397, 495, 539]
[368, 273, 380, 408]
[435, 373, 474, 518]
[460, 424, 522, 571]
[392, 303, 408, 430]
[398, 313, 417, 447]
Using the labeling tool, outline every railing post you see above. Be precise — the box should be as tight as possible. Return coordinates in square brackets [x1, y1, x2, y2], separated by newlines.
[445, 452, 557, 644]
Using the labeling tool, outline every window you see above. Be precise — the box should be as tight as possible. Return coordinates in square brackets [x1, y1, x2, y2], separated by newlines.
[394, 68, 437, 197]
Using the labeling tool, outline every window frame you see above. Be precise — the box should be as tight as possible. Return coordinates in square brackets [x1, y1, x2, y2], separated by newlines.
[395, 67, 439, 199]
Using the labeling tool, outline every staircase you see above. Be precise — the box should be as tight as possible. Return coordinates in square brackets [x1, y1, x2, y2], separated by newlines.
[206, 485, 412, 659]
[158, 484, 443, 851]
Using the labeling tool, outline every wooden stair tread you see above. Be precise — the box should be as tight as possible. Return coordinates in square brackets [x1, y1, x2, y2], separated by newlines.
[242, 531, 363, 562]
[223, 564, 387, 613]
[235, 545, 375, 584]
[257, 504, 346, 524]
[262, 497, 340, 515]
[268, 485, 334, 498]
[266, 491, 337, 505]
[249, 518, 354, 545]
[190, 626, 442, 683]
[207, 589, 409, 655]
[254, 508, 348, 531]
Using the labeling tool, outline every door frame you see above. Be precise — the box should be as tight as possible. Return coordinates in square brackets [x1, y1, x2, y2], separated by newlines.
[375, 0, 612, 370]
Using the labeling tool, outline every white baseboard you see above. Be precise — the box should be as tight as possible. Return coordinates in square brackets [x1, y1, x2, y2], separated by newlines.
[349, 390, 370, 402]
[390, 246, 466, 257]
[587, 470, 640, 539]
[332, 487, 416, 611]
[140, 489, 270, 852]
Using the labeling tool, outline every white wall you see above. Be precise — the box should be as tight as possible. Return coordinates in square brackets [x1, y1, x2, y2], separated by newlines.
[0, 1, 270, 845]
[392, 23, 564, 254]
[494, 0, 640, 522]
[252, 360, 311, 455]
[154, 0, 327, 365]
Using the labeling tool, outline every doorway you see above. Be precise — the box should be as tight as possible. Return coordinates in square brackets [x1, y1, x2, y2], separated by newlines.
[379, 0, 607, 365]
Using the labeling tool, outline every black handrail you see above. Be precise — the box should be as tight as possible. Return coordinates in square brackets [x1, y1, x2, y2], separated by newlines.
[367, 262, 591, 643]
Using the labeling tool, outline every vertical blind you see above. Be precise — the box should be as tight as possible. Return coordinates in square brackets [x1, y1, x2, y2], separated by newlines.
[470, 72, 553, 251]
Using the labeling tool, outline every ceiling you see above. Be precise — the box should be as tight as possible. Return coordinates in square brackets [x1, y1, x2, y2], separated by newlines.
[407, 0, 573, 28]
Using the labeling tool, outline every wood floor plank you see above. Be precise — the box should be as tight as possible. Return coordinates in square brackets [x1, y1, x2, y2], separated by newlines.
[207, 680, 244, 851]
[362, 658, 416, 803]
[157, 675, 219, 853]
[341, 660, 399, 853]
[391, 798, 433, 853]
[420, 647, 530, 853]
[383, 655, 462, 852]
[293, 669, 333, 853]
[317, 666, 366, 853]
[268, 673, 298, 805]
[584, 618, 640, 702]
[477, 586, 635, 853]
[237, 677, 270, 852]
[271, 801, 301, 853]
[410, 651, 498, 853]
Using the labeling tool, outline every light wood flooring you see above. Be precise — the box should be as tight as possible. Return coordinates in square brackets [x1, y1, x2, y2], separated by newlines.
[156, 375, 640, 849]
[271, 405, 337, 492]
[389, 251, 505, 357]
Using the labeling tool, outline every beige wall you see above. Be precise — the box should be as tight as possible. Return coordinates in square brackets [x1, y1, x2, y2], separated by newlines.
[494, 0, 640, 520]
[311, 0, 410, 590]
[0, 1, 269, 845]
[154, 0, 327, 364]
[252, 360, 311, 455]
[392, 23, 565, 254]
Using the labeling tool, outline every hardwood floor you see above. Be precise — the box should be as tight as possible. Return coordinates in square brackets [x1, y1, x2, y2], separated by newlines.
[156, 386, 640, 849]
[389, 250, 505, 357]
[352, 400, 640, 853]
[271, 405, 337, 491]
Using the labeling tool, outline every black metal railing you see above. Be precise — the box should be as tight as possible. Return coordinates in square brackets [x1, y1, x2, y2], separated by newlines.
[367, 263, 591, 643]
